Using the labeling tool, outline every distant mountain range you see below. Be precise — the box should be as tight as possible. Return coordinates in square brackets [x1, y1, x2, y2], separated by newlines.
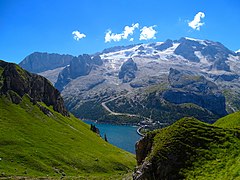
[19, 37, 240, 125]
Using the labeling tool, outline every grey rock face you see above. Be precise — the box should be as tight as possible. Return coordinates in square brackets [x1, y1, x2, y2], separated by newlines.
[118, 58, 138, 83]
[164, 68, 227, 116]
[202, 42, 233, 71]
[175, 38, 233, 71]
[1, 61, 69, 116]
[154, 39, 173, 51]
[19, 52, 73, 73]
[211, 59, 230, 71]
[174, 38, 204, 62]
[55, 54, 103, 91]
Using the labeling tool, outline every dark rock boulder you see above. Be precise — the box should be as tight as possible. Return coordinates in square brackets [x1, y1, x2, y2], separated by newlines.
[119, 58, 138, 83]
[19, 52, 73, 73]
[1, 62, 69, 116]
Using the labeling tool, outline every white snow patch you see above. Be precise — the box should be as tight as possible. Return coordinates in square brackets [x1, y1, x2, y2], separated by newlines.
[185, 37, 207, 46]
[194, 51, 209, 65]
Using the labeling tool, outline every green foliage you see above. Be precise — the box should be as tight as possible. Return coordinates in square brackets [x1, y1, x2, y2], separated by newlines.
[214, 111, 240, 129]
[0, 95, 136, 179]
[70, 100, 107, 120]
[145, 117, 240, 179]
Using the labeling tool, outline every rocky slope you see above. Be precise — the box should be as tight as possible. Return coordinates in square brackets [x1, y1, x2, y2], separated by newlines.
[1, 60, 68, 116]
[19, 37, 240, 125]
[133, 116, 240, 179]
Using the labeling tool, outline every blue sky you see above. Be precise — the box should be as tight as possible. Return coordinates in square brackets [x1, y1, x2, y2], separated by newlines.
[0, 0, 240, 63]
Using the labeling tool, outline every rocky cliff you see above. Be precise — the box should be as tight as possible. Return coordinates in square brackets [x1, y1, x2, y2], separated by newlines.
[19, 52, 73, 73]
[55, 54, 103, 91]
[0, 60, 69, 116]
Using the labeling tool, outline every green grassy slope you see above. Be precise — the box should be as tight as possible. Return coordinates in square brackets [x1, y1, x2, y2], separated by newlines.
[214, 111, 240, 129]
[135, 117, 240, 179]
[0, 95, 136, 179]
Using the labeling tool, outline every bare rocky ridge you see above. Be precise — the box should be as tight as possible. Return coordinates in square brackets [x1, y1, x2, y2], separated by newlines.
[19, 52, 73, 73]
[55, 54, 103, 91]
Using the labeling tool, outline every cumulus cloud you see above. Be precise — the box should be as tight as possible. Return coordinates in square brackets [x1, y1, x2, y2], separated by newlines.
[188, 12, 205, 30]
[72, 30, 86, 41]
[129, 38, 134, 42]
[105, 30, 122, 42]
[105, 23, 139, 43]
[122, 23, 139, 39]
[139, 26, 157, 40]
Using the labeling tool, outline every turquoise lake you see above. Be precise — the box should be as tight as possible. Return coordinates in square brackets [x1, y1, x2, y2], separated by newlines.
[84, 120, 141, 154]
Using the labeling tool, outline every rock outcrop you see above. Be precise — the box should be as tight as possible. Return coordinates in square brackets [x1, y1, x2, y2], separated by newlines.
[119, 58, 138, 83]
[0, 60, 69, 116]
[19, 52, 73, 73]
[164, 68, 227, 116]
[55, 54, 103, 91]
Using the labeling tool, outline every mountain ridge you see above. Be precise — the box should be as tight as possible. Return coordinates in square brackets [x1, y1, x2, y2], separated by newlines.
[18, 37, 240, 126]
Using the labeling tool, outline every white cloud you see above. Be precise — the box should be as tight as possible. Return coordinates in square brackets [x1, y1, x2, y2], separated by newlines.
[129, 38, 134, 42]
[139, 26, 157, 40]
[105, 30, 122, 42]
[122, 23, 139, 39]
[236, 49, 240, 53]
[72, 30, 86, 41]
[104, 23, 139, 43]
[188, 12, 205, 30]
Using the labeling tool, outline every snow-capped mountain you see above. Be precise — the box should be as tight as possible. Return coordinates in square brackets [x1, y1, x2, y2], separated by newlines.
[19, 37, 240, 125]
